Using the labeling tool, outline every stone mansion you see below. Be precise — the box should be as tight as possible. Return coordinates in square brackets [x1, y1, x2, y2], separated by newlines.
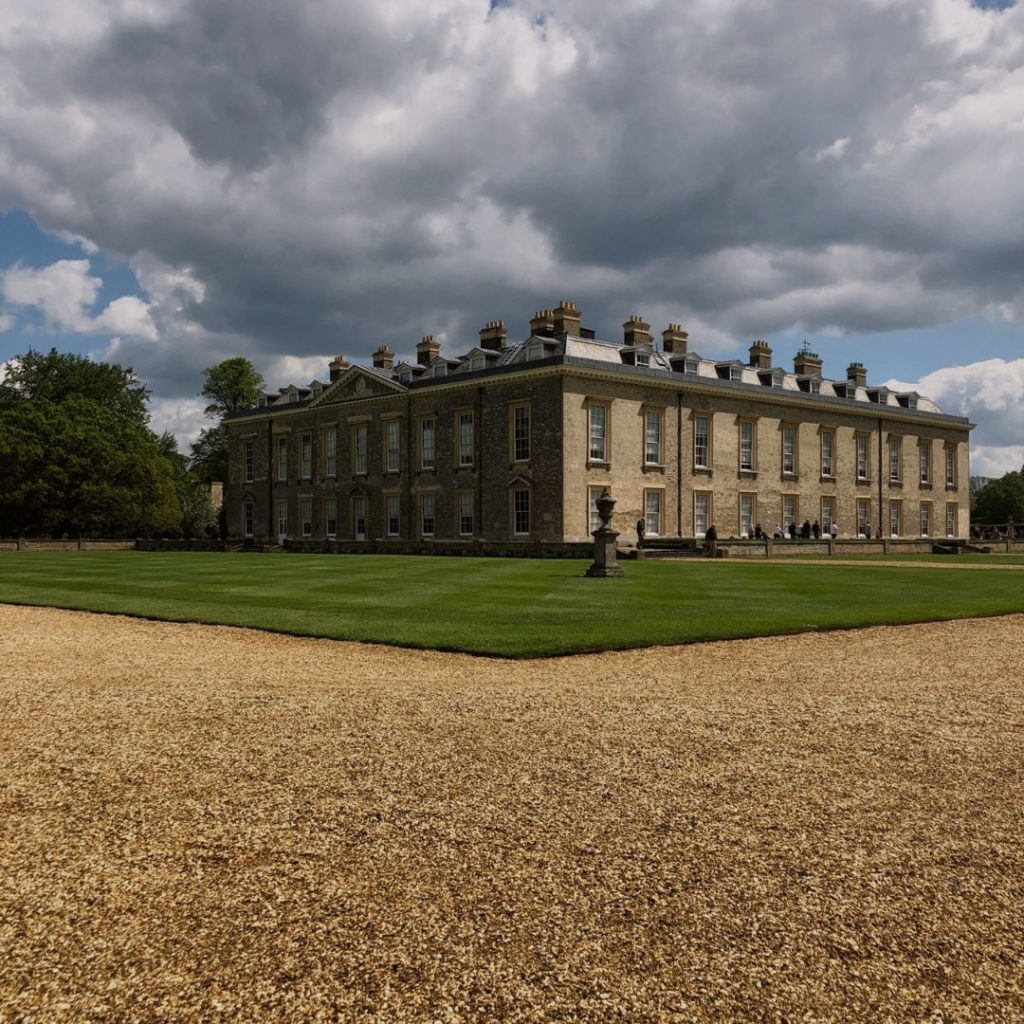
[224, 302, 972, 549]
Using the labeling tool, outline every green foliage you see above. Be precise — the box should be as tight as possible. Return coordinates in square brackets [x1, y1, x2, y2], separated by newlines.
[972, 468, 1024, 524]
[158, 432, 219, 538]
[0, 348, 150, 424]
[2, 554, 1024, 657]
[0, 396, 180, 537]
[0, 349, 183, 538]
[189, 424, 228, 485]
[200, 357, 264, 418]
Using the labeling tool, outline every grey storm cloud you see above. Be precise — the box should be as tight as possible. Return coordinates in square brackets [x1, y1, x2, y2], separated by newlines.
[1, 0, 1024, 409]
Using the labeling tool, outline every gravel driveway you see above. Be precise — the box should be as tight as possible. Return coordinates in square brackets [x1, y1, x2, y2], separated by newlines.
[2, 604, 1022, 1022]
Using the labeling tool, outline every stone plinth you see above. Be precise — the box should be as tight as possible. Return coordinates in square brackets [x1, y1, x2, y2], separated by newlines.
[586, 489, 624, 577]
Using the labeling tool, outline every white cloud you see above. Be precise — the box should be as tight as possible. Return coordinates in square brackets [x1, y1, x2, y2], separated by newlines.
[0, 259, 158, 340]
[147, 395, 208, 448]
[887, 357, 1024, 476]
[0, 311, 13, 333]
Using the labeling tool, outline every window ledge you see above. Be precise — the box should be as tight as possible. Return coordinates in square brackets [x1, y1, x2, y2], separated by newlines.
[889, 479, 903, 488]
[739, 469, 757, 478]
[820, 475, 836, 484]
[856, 478, 872, 486]
[693, 466, 712, 475]
[643, 464, 665, 474]
[920, 482, 932, 490]
[781, 472, 798, 481]
[587, 460, 610, 470]
[945, 484, 959, 491]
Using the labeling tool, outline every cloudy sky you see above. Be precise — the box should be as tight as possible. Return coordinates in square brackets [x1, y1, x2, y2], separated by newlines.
[1, 0, 1022, 474]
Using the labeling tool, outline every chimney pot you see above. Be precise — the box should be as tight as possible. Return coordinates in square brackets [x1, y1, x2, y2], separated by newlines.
[416, 335, 441, 366]
[328, 355, 349, 382]
[529, 309, 555, 337]
[479, 319, 508, 351]
[372, 345, 394, 370]
[623, 315, 652, 348]
[552, 300, 582, 337]
[748, 340, 773, 370]
[847, 362, 868, 387]
[661, 324, 689, 354]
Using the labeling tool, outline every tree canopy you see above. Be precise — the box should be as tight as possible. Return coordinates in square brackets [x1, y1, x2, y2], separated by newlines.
[191, 357, 263, 484]
[0, 347, 150, 424]
[200, 357, 264, 418]
[0, 349, 182, 538]
[972, 468, 1024, 524]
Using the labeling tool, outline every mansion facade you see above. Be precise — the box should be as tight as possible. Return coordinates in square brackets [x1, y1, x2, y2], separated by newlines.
[224, 302, 973, 548]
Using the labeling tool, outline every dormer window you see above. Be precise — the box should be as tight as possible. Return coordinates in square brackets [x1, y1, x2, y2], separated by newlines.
[797, 377, 821, 395]
[432, 364, 447, 379]
[867, 388, 890, 405]
[635, 351, 651, 368]
[399, 369, 413, 384]
[683, 357, 699, 375]
[288, 388, 299, 403]
[896, 393, 918, 409]
[257, 395, 267, 408]
[759, 369, 784, 388]
[470, 354, 487, 372]
[730, 366, 742, 382]
[525, 342, 543, 361]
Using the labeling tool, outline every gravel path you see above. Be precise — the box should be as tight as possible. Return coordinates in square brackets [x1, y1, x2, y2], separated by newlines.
[2, 604, 1022, 1023]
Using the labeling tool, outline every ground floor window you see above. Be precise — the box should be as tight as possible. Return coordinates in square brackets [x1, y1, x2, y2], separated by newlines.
[739, 493, 754, 538]
[821, 496, 835, 534]
[325, 497, 337, 538]
[458, 492, 474, 536]
[920, 501, 931, 538]
[300, 497, 313, 537]
[783, 494, 797, 532]
[276, 499, 288, 541]
[386, 494, 400, 537]
[694, 491, 710, 537]
[946, 502, 957, 538]
[889, 500, 902, 538]
[244, 501, 254, 538]
[644, 490, 662, 537]
[420, 493, 435, 537]
[512, 487, 530, 536]
[857, 499, 871, 538]
[352, 496, 367, 540]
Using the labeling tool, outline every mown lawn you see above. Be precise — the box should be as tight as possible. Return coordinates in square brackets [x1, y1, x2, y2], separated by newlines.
[2, 551, 1023, 656]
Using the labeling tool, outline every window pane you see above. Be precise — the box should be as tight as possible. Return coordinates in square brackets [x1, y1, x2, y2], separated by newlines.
[889, 437, 902, 481]
[459, 492, 474, 535]
[645, 410, 662, 465]
[782, 426, 795, 474]
[385, 420, 400, 472]
[420, 494, 435, 536]
[856, 435, 867, 480]
[459, 413, 474, 466]
[589, 488, 604, 534]
[821, 430, 834, 477]
[354, 426, 367, 474]
[644, 491, 661, 535]
[694, 417, 709, 468]
[244, 441, 254, 483]
[386, 495, 400, 537]
[301, 434, 312, 478]
[421, 419, 435, 469]
[513, 406, 530, 461]
[694, 492, 709, 535]
[325, 430, 337, 476]
[513, 488, 530, 534]
[589, 405, 606, 462]
[739, 421, 753, 471]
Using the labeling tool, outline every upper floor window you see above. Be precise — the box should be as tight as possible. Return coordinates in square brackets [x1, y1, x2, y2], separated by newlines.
[511, 404, 530, 462]
[945, 445, 956, 487]
[352, 425, 368, 475]
[635, 350, 651, 368]
[458, 412, 474, 467]
[420, 418, 435, 470]
[694, 415, 710, 469]
[645, 409, 663, 466]
[782, 425, 796, 476]
[385, 419, 400, 473]
[820, 429, 834, 478]
[432, 364, 447, 379]
[244, 440, 254, 483]
[889, 436, 902, 482]
[276, 436, 288, 482]
[589, 403, 607, 462]
[300, 432, 312, 479]
[920, 442, 931, 485]
[856, 434, 868, 481]
[324, 429, 337, 477]
[739, 420, 754, 472]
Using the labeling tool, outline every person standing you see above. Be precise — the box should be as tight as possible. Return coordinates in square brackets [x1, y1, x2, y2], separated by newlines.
[704, 523, 718, 557]
[636, 517, 646, 550]
[812, 520, 821, 539]
[830, 521, 838, 540]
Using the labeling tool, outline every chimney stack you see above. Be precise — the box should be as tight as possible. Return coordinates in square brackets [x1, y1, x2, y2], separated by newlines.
[847, 362, 867, 388]
[793, 344, 823, 378]
[552, 300, 582, 337]
[661, 324, 689, 355]
[328, 355, 349, 382]
[529, 309, 555, 337]
[416, 335, 441, 366]
[748, 340, 772, 369]
[479, 320, 508, 351]
[623, 314, 652, 348]
[372, 345, 394, 370]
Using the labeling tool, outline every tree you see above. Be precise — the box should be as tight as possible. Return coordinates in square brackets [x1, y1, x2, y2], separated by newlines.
[0, 396, 180, 537]
[158, 432, 218, 538]
[200, 357, 264, 418]
[972, 468, 1024, 524]
[191, 357, 263, 484]
[0, 347, 150, 424]
[0, 350, 181, 538]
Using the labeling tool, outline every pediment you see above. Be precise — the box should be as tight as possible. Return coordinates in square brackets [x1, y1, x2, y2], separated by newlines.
[311, 365, 406, 406]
